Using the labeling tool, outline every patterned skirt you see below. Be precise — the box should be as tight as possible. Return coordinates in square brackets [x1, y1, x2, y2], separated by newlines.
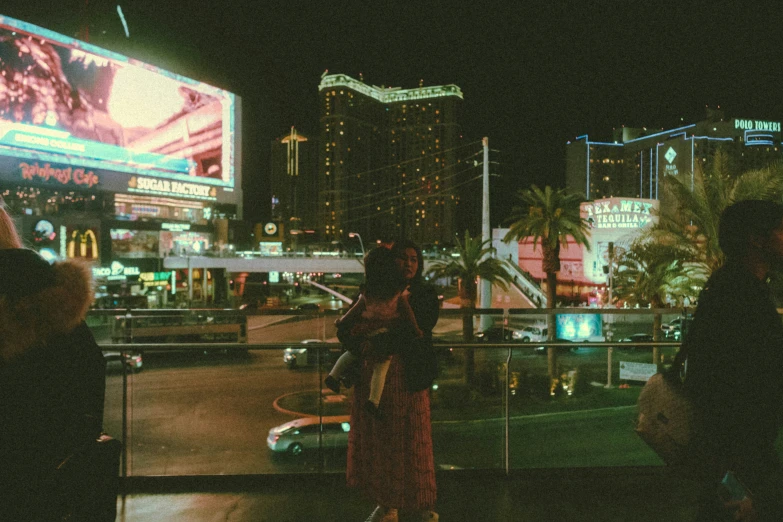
[346, 353, 437, 510]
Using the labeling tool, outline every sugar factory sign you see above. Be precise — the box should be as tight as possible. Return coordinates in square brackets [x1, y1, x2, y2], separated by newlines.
[734, 119, 782, 133]
[127, 176, 217, 201]
[583, 199, 654, 230]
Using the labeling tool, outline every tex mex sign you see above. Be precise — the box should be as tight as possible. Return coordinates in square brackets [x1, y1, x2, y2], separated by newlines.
[581, 198, 657, 230]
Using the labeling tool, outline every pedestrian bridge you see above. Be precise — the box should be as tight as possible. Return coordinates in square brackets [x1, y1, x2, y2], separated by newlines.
[162, 255, 546, 308]
[162, 254, 437, 274]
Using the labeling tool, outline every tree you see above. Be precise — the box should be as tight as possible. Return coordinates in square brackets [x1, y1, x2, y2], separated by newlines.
[613, 240, 706, 364]
[503, 185, 591, 385]
[427, 230, 514, 382]
[648, 151, 783, 276]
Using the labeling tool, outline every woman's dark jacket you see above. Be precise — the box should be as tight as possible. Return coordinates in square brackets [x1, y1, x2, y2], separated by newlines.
[0, 250, 105, 516]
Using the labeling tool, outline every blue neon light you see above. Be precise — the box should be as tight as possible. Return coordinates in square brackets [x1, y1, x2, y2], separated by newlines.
[691, 136, 734, 142]
[586, 141, 590, 198]
[640, 151, 643, 197]
[649, 147, 653, 198]
[623, 124, 696, 144]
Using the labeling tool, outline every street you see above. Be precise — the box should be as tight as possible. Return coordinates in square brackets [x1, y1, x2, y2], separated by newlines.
[101, 314, 664, 476]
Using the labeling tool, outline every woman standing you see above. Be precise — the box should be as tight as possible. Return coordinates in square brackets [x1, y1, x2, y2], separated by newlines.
[341, 240, 440, 522]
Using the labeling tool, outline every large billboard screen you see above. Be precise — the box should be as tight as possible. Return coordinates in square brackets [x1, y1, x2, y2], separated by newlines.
[0, 15, 239, 200]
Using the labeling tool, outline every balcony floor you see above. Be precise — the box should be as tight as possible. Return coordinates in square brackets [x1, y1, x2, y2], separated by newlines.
[116, 468, 702, 522]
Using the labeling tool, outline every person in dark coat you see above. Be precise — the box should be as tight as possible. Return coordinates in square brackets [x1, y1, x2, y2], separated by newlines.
[683, 200, 783, 521]
[0, 205, 106, 520]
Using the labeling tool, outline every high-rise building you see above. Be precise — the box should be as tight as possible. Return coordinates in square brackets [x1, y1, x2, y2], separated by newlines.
[317, 73, 470, 245]
[270, 127, 318, 233]
[566, 109, 783, 200]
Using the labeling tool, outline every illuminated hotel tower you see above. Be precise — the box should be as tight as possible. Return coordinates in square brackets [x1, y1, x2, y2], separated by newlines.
[317, 73, 466, 245]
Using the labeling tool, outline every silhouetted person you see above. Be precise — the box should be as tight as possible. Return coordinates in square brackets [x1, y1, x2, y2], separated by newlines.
[0, 205, 106, 520]
[684, 200, 783, 521]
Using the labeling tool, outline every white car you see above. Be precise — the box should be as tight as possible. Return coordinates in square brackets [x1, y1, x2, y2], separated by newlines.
[512, 325, 548, 343]
[283, 339, 341, 368]
[266, 416, 351, 456]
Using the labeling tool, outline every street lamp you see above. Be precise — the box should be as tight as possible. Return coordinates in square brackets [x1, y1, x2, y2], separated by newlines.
[348, 232, 365, 258]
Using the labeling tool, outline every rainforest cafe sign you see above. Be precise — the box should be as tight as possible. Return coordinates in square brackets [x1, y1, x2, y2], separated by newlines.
[19, 162, 100, 188]
[582, 198, 656, 230]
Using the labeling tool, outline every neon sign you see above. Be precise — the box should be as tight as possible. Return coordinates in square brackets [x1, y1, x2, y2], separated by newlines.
[19, 162, 100, 188]
[128, 176, 216, 200]
[734, 119, 781, 132]
[582, 199, 655, 230]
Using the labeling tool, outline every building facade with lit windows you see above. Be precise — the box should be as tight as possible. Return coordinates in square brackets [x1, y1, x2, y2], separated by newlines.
[317, 73, 471, 246]
[566, 109, 783, 200]
[0, 15, 242, 307]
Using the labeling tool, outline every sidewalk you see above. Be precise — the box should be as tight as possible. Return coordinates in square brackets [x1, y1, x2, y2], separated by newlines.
[116, 468, 701, 522]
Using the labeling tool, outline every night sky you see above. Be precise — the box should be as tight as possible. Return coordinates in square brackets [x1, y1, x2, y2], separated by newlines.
[3, 0, 783, 226]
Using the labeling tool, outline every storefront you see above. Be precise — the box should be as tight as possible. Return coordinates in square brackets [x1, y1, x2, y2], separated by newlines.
[0, 14, 242, 307]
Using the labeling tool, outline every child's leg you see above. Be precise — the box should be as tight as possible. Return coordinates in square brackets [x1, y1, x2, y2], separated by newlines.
[329, 350, 358, 378]
[368, 358, 391, 406]
[335, 294, 366, 326]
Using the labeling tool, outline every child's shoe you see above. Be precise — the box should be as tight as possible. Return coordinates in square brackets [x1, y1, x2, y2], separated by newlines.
[364, 400, 382, 419]
[324, 375, 340, 393]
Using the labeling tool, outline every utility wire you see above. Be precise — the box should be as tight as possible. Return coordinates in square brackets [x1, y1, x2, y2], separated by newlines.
[324, 163, 482, 215]
[335, 173, 484, 226]
[322, 140, 483, 184]
[322, 156, 481, 207]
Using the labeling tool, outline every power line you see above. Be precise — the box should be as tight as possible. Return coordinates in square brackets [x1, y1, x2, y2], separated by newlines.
[322, 140, 483, 184]
[324, 162, 481, 215]
[336, 173, 484, 226]
[321, 155, 482, 207]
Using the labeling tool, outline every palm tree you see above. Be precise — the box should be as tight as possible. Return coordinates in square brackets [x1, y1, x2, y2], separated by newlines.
[427, 230, 514, 382]
[613, 240, 706, 364]
[503, 185, 591, 384]
[649, 150, 783, 275]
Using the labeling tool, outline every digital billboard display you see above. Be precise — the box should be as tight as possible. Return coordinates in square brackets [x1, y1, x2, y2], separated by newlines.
[0, 15, 239, 201]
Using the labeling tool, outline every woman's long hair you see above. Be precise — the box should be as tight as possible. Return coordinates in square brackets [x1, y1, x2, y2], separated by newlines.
[0, 204, 22, 249]
[390, 239, 424, 285]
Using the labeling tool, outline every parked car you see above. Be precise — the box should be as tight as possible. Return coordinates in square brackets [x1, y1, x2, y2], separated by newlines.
[266, 416, 351, 456]
[618, 333, 654, 351]
[296, 303, 321, 312]
[513, 325, 548, 342]
[284, 339, 341, 369]
[103, 350, 143, 373]
[661, 315, 692, 339]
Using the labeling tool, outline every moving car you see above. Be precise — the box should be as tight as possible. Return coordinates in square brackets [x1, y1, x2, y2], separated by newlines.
[103, 350, 143, 373]
[284, 339, 341, 369]
[513, 325, 548, 342]
[296, 303, 321, 312]
[266, 416, 351, 456]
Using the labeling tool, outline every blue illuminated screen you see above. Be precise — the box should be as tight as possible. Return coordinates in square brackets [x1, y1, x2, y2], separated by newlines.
[556, 314, 602, 341]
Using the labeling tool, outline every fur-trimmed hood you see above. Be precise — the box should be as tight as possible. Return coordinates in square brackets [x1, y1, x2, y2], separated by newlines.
[0, 249, 94, 363]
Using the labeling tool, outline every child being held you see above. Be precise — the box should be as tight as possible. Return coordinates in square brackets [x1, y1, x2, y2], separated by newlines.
[325, 247, 422, 418]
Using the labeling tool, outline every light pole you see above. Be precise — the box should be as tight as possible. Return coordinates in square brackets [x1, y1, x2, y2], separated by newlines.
[348, 232, 365, 259]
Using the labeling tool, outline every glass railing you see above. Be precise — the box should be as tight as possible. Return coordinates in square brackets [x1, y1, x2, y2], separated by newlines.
[91, 307, 687, 477]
